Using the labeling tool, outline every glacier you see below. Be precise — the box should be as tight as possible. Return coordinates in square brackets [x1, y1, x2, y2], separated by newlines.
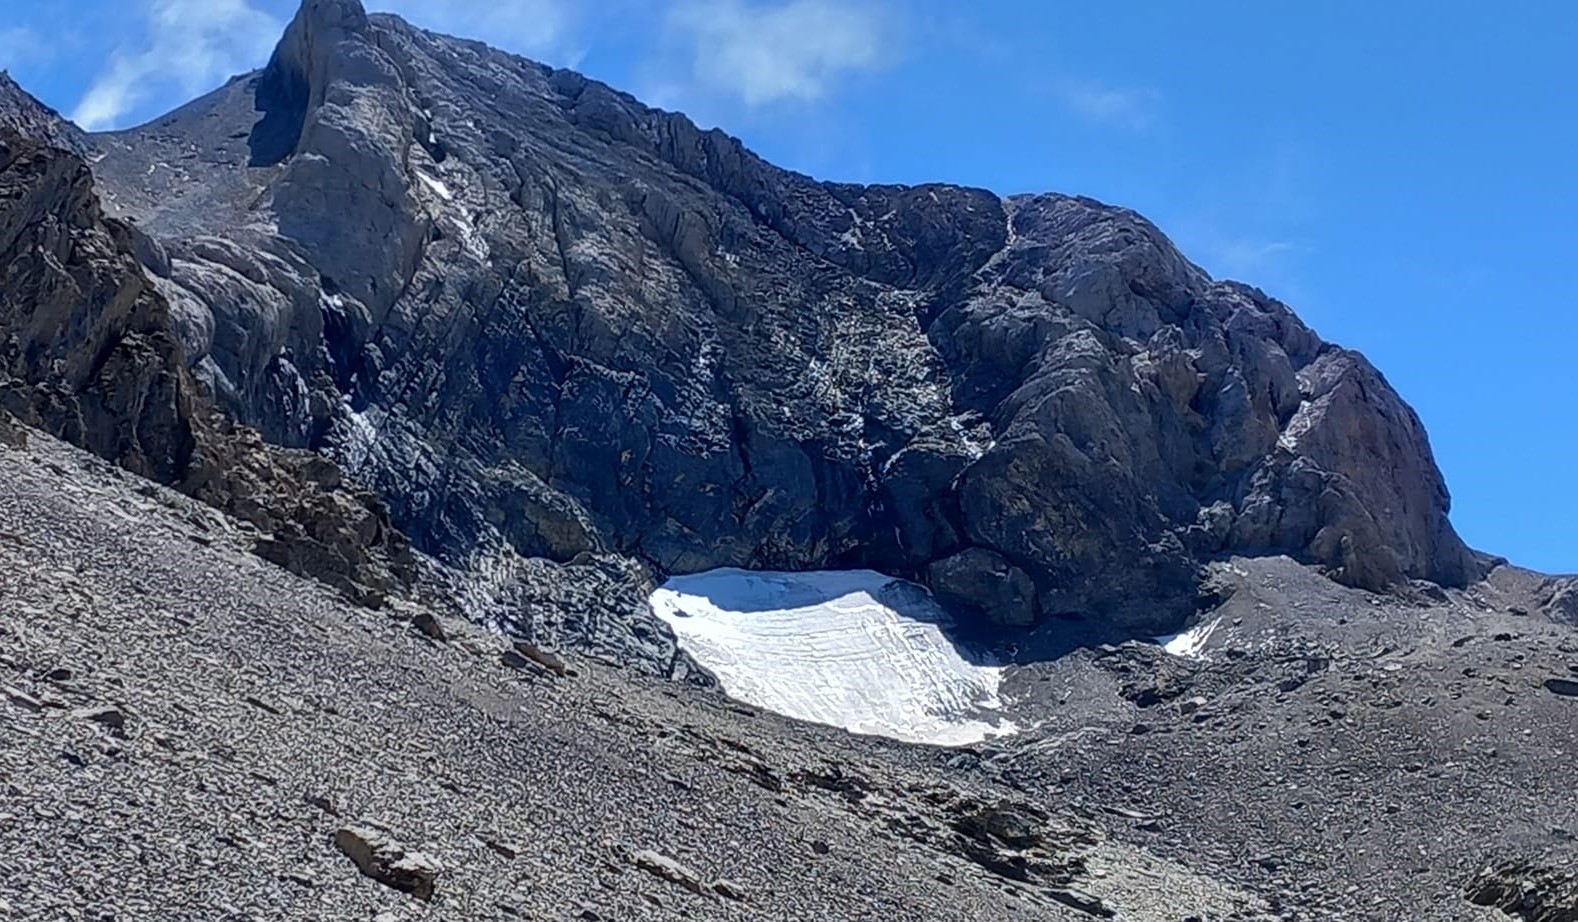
[651, 569, 1018, 747]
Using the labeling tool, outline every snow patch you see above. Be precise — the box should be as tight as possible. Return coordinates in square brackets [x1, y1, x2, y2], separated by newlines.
[651, 569, 1017, 747]
[839, 208, 866, 250]
[947, 413, 995, 459]
[338, 400, 381, 475]
[417, 171, 453, 201]
[1155, 616, 1222, 659]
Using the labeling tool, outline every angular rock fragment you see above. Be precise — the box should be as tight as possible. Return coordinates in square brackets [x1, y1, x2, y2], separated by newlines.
[410, 610, 446, 641]
[0, 407, 24, 448]
[482, 837, 520, 859]
[1049, 888, 1114, 918]
[1543, 678, 1578, 698]
[712, 878, 748, 901]
[3, 686, 43, 713]
[513, 641, 569, 677]
[502, 642, 569, 678]
[72, 705, 128, 733]
[630, 849, 708, 896]
[333, 824, 443, 901]
[1467, 860, 1578, 921]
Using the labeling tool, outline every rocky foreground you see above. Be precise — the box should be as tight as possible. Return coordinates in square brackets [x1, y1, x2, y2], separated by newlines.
[1, 427, 1269, 921]
[4, 420, 1577, 921]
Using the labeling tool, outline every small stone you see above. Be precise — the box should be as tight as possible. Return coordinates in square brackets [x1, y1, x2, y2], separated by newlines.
[72, 705, 127, 734]
[411, 610, 446, 641]
[3, 686, 44, 713]
[511, 641, 569, 677]
[712, 878, 748, 901]
[304, 793, 340, 816]
[281, 868, 316, 888]
[1178, 696, 1207, 715]
[630, 849, 708, 896]
[333, 824, 443, 902]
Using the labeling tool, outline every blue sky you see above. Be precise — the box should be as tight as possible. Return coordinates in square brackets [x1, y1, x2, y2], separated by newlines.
[2, 0, 1573, 572]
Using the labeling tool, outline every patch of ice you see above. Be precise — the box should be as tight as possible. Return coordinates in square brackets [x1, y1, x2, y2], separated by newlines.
[1155, 616, 1222, 659]
[417, 171, 453, 201]
[947, 413, 995, 459]
[651, 569, 1018, 747]
[839, 208, 865, 250]
[338, 400, 381, 475]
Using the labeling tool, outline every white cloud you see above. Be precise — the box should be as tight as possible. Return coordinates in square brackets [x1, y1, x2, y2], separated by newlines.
[1054, 79, 1161, 130]
[1181, 228, 1310, 297]
[664, 0, 891, 108]
[71, 0, 281, 132]
[370, 0, 584, 66]
[1211, 238, 1301, 277]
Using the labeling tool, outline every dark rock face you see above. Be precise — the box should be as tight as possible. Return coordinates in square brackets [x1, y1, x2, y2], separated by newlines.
[0, 129, 413, 605]
[71, 0, 1478, 656]
[0, 74, 87, 156]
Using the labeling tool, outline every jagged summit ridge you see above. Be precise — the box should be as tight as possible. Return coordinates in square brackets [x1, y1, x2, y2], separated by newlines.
[0, 72, 86, 155]
[31, 0, 1479, 665]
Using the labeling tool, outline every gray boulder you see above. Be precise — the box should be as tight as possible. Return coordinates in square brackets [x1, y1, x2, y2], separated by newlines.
[332, 823, 442, 901]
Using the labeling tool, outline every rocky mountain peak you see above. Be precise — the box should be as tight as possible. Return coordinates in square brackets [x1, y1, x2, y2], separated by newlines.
[253, 0, 376, 165]
[23, 0, 1483, 669]
[0, 73, 85, 156]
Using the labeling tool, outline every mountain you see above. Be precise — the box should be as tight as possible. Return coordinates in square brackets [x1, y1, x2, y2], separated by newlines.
[4, 2, 1578, 918]
[59, 0, 1477, 670]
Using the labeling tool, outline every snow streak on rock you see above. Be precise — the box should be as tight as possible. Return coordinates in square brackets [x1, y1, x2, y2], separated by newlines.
[651, 569, 1017, 746]
[1155, 616, 1223, 659]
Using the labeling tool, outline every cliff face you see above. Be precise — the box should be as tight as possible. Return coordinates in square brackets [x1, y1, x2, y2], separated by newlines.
[0, 127, 414, 607]
[19, 0, 1478, 662]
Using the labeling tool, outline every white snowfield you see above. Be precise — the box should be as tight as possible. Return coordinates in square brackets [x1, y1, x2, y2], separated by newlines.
[1155, 616, 1223, 658]
[651, 569, 1018, 747]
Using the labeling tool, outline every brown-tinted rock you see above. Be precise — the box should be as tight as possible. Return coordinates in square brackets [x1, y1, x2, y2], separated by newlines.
[333, 824, 442, 901]
[0, 130, 413, 608]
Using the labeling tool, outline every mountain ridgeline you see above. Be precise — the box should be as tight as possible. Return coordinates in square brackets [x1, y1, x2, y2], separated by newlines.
[0, 0, 1481, 669]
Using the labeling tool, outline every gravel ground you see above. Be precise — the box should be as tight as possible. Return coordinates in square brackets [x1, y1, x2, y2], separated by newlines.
[0, 430, 1267, 920]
